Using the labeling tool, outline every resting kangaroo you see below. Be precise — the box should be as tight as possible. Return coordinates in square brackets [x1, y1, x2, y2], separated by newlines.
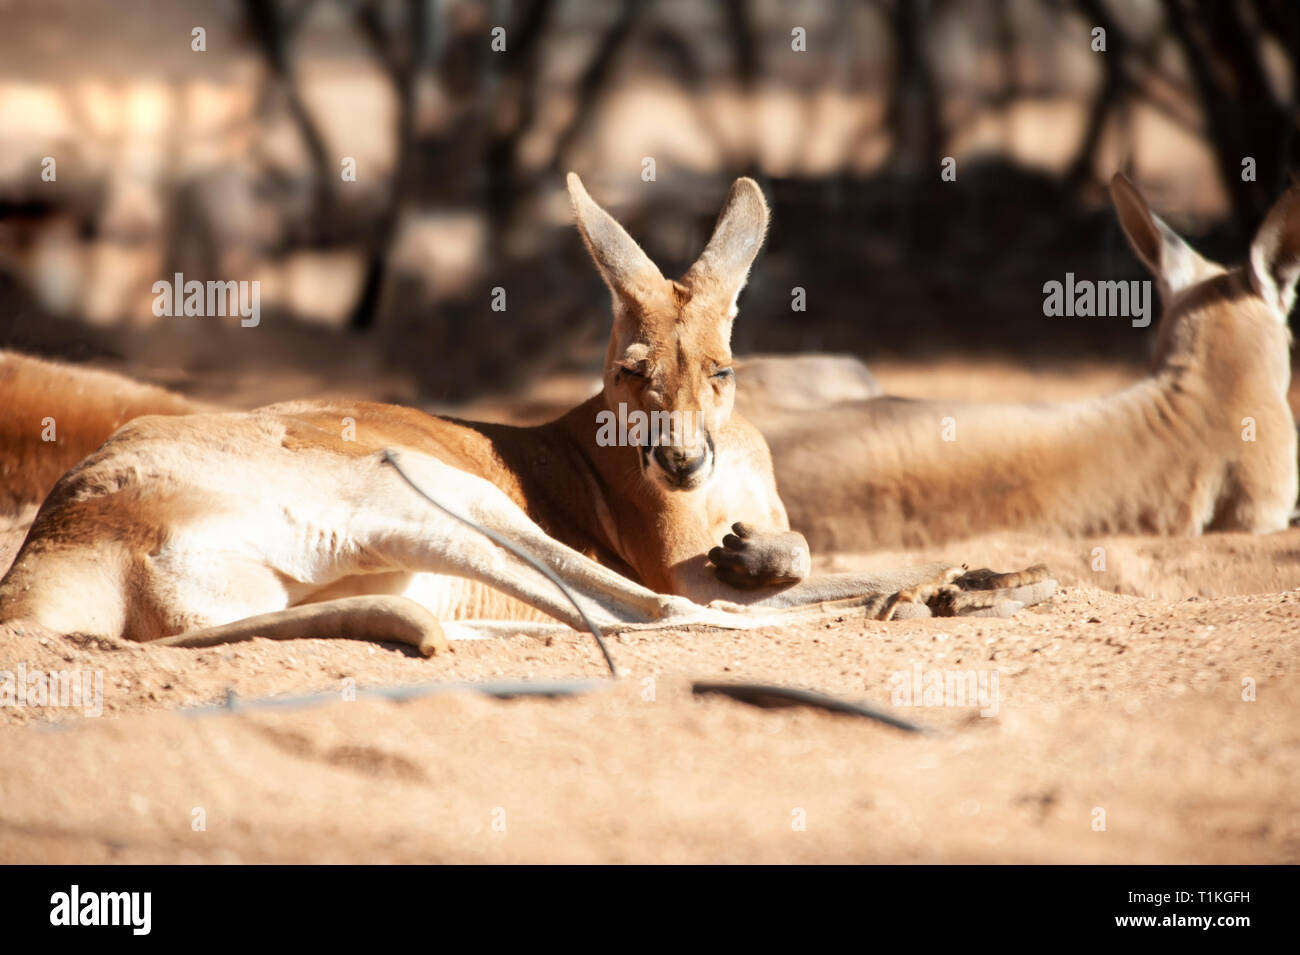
[758, 174, 1300, 551]
[0, 175, 1054, 654]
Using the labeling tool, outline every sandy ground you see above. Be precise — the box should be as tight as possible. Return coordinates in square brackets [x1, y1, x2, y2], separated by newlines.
[2, 358, 1299, 863]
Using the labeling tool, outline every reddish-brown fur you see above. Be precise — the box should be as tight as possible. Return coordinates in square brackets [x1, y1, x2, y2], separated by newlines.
[0, 352, 204, 517]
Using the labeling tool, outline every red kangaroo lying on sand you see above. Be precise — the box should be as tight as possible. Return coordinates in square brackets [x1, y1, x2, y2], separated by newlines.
[0, 174, 1058, 653]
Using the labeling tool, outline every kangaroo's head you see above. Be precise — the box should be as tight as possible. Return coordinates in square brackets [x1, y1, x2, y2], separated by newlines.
[1110, 172, 1300, 396]
[567, 172, 769, 491]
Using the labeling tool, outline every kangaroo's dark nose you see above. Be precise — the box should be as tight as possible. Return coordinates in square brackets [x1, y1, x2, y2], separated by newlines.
[652, 443, 708, 482]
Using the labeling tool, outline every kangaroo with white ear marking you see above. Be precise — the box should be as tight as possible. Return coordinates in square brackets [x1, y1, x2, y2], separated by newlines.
[0, 175, 1054, 653]
[762, 173, 1300, 550]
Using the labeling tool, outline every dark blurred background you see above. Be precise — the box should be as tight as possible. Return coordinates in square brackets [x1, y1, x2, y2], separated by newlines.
[0, 0, 1297, 406]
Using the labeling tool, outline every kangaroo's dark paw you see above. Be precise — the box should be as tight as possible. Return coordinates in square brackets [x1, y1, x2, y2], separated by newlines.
[708, 522, 811, 589]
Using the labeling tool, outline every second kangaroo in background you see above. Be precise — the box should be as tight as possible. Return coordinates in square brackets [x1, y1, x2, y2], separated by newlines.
[756, 173, 1300, 551]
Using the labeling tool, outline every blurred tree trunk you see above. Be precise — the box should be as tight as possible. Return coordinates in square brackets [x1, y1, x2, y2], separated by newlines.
[241, 0, 336, 239]
[1065, 0, 1129, 189]
[484, 0, 559, 251]
[1163, 0, 1300, 234]
[349, 0, 433, 331]
[545, 0, 642, 180]
[885, 0, 944, 178]
[722, 0, 762, 176]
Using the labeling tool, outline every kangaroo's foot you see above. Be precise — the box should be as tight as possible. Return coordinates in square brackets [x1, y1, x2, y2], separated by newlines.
[952, 564, 1052, 590]
[707, 522, 811, 589]
[880, 563, 1057, 620]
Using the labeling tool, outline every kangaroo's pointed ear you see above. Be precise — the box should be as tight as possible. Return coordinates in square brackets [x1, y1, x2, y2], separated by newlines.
[683, 177, 769, 317]
[567, 172, 664, 303]
[1110, 172, 1219, 304]
[1249, 184, 1300, 319]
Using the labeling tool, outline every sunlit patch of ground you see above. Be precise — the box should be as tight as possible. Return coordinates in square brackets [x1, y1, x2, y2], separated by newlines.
[2, 358, 1298, 862]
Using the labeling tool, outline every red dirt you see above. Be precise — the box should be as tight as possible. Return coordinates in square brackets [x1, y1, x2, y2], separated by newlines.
[1, 359, 1298, 863]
